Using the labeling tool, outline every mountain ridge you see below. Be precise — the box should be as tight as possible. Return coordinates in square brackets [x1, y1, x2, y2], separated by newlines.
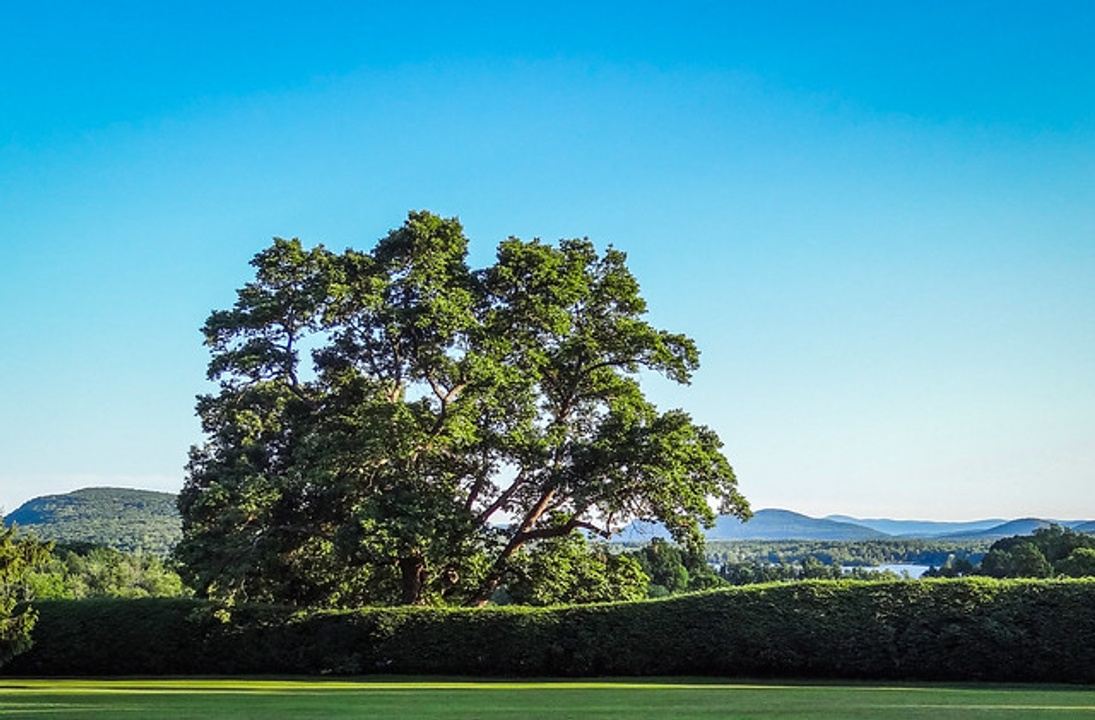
[939, 517, 1090, 541]
[623, 509, 1095, 543]
[824, 515, 1007, 538]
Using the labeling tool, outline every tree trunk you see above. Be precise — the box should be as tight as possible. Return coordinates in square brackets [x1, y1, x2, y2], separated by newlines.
[467, 488, 559, 606]
[399, 556, 427, 604]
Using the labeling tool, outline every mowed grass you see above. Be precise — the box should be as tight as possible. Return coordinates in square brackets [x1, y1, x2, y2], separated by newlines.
[2, 678, 1095, 719]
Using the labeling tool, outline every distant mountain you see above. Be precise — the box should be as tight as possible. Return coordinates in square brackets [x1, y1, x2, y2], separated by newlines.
[825, 515, 1007, 538]
[942, 518, 1060, 541]
[618, 508, 889, 542]
[709, 509, 890, 541]
[3, 487, 181, 554]
[617, 509, 1095, 544]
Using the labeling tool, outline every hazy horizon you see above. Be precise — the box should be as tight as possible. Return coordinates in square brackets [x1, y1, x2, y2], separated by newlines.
[3, 3, 1093, 519]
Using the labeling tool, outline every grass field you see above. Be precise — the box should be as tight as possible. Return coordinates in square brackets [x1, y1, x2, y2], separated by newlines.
[2, 678, 1094, 719]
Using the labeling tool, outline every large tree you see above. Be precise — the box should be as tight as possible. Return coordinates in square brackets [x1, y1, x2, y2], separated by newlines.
[177, 211, 748, 606]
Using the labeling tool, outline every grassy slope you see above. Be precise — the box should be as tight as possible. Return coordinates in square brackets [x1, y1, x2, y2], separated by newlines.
[1, 679, 1094, 719]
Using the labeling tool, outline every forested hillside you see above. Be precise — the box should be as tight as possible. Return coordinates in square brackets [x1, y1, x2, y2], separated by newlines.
[3, 488, 180, 554]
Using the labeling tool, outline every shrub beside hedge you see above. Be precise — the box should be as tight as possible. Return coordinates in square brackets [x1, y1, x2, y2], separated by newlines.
[6, 578, 1095, 681]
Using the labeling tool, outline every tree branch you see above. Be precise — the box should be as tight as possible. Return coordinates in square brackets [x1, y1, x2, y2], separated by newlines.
[464, 450, 492, 512]
[474, 469, 527, 525]
[518, 519, 609, 542]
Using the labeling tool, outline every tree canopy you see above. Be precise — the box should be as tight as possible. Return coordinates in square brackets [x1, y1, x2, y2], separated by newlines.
[977, 525, 1095, 579]
[176, 211, 748, 606]
[923, 525, 1095, 579]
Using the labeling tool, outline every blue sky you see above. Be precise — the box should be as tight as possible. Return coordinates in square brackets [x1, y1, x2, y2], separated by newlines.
[2, 2, 1093, 518]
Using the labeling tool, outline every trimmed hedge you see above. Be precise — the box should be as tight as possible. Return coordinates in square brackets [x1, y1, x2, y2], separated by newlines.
[6, 578, 1095, 681]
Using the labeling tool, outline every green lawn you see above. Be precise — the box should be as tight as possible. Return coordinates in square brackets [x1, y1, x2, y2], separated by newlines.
[1, 678, 1094, 719]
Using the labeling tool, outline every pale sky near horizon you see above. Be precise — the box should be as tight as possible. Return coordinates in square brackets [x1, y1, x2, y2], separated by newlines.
[2, 3, 1094, 519]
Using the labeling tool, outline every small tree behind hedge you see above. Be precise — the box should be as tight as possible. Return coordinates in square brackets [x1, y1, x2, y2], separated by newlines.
[0, 528, 49, 668]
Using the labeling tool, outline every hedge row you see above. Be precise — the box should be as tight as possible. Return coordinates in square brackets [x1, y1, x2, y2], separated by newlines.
[7, 578, 1095, 681]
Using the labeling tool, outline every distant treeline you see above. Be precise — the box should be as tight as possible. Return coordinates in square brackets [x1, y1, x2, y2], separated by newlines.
[616, 533, 1095, 588]
[606, 538, 991, 587]
[613, 538, 921, 591]
[702, 539, 990, 568]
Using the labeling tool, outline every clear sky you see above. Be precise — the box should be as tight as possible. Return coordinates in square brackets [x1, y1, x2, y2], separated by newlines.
[2, 2, 1094, 519]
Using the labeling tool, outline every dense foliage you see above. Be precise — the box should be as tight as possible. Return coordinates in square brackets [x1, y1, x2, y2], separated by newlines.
[25, 544, 187, 600]
[3, 488, 181, 555]
[627, 538, 722, 596]
[0, 528, 49, 668]
[178, 211, 747, 607]
[504, 535, 648, 605]
[9, 579, 1095, 682]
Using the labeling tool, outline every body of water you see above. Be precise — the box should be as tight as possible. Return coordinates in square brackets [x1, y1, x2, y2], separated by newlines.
[842, 563, 932, 579]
